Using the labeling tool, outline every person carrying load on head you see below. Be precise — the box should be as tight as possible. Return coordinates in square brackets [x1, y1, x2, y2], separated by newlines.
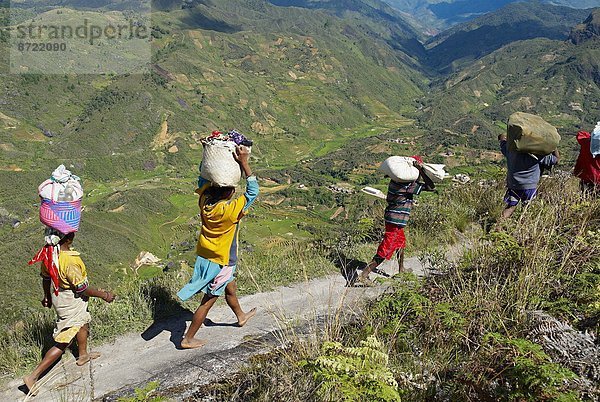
[177, 144, 258, 349]
[24, 232, 116, 395]
[500, 113, 561, 218]
[357, 156, 435, 286]
[499, 133, 559, 218]
[574, 122, 600, 194]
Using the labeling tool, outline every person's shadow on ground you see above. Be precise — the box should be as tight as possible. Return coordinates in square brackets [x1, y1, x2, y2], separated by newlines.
[329, 250, 365, 286]
[141, 285, 194, 349]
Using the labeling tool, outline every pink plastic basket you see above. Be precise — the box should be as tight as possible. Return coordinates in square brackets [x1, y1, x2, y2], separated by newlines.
[39, 198, 82, 234]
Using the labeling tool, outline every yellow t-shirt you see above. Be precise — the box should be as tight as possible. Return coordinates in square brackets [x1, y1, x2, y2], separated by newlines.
[41, 250, 88, 292]
[195, 183, 247, 266]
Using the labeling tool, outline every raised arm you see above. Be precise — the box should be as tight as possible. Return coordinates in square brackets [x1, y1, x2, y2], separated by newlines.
[233, 145, 259, 214]
[539, 148, 560, 168]
[234, 145, 253, 177]
[413, 160, 435, 191]
[196, 161, 211, 203]
[499, 134, 508, 157]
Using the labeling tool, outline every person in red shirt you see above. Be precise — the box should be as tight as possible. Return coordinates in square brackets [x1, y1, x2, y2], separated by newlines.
[574, 131, 600, 193]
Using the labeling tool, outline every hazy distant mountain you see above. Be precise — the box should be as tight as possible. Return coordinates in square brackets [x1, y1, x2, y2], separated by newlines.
[384, 0, 600, 31]
[426, 1, 591, 71]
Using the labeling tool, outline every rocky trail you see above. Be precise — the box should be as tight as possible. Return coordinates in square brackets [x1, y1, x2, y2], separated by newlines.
[1, 258, 426, 401]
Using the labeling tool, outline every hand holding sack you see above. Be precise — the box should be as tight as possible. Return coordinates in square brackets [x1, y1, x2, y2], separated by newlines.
[421, 163, 447, 183]
[200, 130, 253, 187]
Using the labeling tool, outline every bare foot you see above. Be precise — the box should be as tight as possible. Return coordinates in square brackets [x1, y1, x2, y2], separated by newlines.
[76, 351, 101, 366]
[237, 308, 257, 327]
[354, 276, 374, 287]
[181, 337, 207, 349]
[23, 375, 37, 396]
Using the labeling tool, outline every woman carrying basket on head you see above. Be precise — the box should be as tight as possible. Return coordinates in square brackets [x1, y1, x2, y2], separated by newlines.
[24, 165, 116, 395]
[25, 231, 116, 394]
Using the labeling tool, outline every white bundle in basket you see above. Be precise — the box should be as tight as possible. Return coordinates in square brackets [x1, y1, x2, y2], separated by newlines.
[200, 140, 248, 187]
[379, 156, 419, 183]
[38, 164, 83, 202]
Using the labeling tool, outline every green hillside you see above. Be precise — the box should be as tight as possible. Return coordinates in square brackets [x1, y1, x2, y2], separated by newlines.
[1, 0, 600, 325]
[266, 0, 428, 57]
[0, 0, 427, 323]
[570, 7, 600, 42]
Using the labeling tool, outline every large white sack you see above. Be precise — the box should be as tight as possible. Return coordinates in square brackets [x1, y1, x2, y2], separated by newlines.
[200, 140, 242, 187]
[422, 163, 447, 183]
[379, 156, 419, 183]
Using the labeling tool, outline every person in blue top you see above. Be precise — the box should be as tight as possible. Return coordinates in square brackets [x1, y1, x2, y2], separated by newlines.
[499, 134, 559, 218]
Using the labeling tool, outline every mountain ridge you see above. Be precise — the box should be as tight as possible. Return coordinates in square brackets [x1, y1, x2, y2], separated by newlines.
[425, 1, 592, 71]
[570, 7, 600, 42]
[383, 0, 600, 31]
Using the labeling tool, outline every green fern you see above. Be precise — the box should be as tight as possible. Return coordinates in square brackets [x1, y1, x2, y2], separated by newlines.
[117, 381, 165, 402]
[483, 333, 579, 401]
[301, 336, 401, 401]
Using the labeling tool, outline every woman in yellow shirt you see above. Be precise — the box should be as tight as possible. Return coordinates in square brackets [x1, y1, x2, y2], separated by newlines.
[178, 146, 258, 349]
[24, 232, 116, 395]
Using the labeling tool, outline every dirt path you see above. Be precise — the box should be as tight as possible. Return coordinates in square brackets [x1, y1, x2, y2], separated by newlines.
[1, 258, 425, 401]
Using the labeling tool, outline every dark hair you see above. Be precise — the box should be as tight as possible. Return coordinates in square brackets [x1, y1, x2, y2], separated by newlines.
[205, 186, 235, 204]
[59, 232, 75, 245]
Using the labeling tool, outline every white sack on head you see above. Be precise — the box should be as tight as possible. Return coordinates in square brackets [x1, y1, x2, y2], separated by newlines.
[591, 121, 600, 158]
[51, 165, 73, 183]
[379, 156, 419, 183]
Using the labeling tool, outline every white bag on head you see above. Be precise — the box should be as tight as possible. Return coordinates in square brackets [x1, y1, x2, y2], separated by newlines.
[591, 121, 600, 157]
[200, 140, 242, 187]
[379, 156, 419, 183]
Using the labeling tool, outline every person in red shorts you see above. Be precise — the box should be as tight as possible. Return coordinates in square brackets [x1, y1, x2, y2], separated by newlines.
[574, 130, 600, 194]
[357, 157, 435, 285]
